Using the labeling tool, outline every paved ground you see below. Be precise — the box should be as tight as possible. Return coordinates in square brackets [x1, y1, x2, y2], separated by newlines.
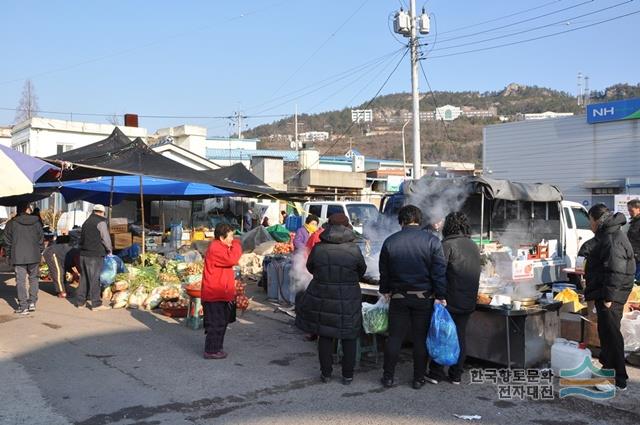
[1, 268, 639, 425]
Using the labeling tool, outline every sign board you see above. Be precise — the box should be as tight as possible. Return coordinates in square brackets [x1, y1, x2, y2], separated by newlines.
[387, 175, 405, 193]
[613, 194, 640, 220]
[587, 98, 640, 124]
[512, 260, 535, 280]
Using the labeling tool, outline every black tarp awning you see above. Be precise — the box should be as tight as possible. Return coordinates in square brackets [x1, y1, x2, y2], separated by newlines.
[404, 176, 563, 202]
[43, 128, 278, 196]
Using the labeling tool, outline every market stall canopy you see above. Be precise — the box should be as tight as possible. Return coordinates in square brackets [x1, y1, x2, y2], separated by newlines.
[43, 128, 278, 196]
[0, 145, 59, 205]
[403, 176, 563, 202]
[36, 175, 235, 205]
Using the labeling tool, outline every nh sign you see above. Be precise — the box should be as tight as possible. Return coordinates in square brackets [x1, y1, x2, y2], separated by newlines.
[587, 98, 640, 124]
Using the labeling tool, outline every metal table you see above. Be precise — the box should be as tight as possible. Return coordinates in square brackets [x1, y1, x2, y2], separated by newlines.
[467, 302, 562, 369]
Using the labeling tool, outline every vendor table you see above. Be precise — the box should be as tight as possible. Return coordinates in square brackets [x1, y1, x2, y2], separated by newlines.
[466, 302, 562, 369]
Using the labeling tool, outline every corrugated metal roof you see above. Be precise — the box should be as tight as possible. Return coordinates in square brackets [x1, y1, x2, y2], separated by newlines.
[207, 148, 299, 162]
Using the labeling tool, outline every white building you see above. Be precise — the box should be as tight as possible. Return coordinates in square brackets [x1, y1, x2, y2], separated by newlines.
[484, 112, 640, 208]
[351, 109, 373, 123]
[435, 105, 462, 121]
[0, 126, 11, 147]
[522, 111, 575, 120]
[10, 117, 147, 157]
[299, 131, 329, 142]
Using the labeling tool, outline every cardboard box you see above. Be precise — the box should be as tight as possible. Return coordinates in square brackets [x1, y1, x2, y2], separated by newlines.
[560, 313, 583, 342]
[111, 232, 132, 250]
[109, 218, 129, 234]
[132, 236, 163, 246]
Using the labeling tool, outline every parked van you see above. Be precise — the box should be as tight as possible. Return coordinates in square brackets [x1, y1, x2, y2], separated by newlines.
[303, 201, 379, 234]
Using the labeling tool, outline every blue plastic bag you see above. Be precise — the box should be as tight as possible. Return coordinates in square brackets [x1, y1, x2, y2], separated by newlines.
[100, 255, 119, 287]
[426, 303, 460, 366]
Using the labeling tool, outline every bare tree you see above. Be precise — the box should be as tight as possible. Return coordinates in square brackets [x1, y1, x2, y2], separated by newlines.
[15, 79, 40, 124]
[106, 114, 121, 126]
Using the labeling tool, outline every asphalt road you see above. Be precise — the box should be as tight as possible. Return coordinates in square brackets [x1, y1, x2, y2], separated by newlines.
[0, 270, 638, 425]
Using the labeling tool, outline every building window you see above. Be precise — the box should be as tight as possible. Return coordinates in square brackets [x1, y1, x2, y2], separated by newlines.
[56, 144, 73, 155]
[592, 188, 622, 195]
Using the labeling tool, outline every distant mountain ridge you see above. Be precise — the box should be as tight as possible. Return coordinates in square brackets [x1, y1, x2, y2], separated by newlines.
[245, 83, 640, 165]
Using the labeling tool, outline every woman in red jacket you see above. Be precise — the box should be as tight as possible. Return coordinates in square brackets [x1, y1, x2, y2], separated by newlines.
[201, 223, 243, 359]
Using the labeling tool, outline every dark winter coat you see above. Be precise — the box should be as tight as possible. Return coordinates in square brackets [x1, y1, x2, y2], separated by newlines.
[583, 212, 635, 304]
[378, 225, 447, 299]
[627, 215, 640, 261]
[442, 234, 482, 314]
[295, 224, 366, 339]
[4, 213, 44, 265]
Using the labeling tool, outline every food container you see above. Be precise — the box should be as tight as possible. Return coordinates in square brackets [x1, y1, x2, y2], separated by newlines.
[161, 307, 188, 318]
[185, 284, 202, 298]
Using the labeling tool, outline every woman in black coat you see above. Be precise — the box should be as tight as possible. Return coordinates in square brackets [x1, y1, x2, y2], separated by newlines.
[427, 212, 481, 385]
[295, 213, 366, 385]
[584, 204, 635, 391]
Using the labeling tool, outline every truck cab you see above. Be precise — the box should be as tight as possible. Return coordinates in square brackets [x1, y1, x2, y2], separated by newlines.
[560, 201, 594, 268]
[303, 201, 379, 234]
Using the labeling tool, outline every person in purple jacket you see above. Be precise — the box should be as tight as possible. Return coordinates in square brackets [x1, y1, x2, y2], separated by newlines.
[293, 215, 319, 252]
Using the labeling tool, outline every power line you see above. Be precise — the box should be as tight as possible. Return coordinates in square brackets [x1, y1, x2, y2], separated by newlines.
[245, 48, 404, 113]
[0, 107, 289, 120]
[250, 49, 406, 116]
[421, 8, 640, 60]
[431, 0, 594, 45]
[265, 0, 372, 101]
[428, 0, 632, 53]
[286, 47, 410, 182]
[435, 0, 564, 36]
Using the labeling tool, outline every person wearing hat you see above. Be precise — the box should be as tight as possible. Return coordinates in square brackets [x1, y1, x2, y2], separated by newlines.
[295, 213, 366, 385]
[76, 204, 112, 310]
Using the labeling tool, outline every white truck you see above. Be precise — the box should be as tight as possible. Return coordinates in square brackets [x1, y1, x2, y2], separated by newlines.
[302, 201, 379, 234]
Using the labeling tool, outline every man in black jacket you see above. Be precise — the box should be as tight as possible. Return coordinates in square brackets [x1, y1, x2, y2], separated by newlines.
[5, 203, 44, 315]
[584, 204, 635, 391]
[426, 212, 481, 385]
[626, 199, 640, 282]
[77, 204, 112, 310]
[379, 205, 447, 389]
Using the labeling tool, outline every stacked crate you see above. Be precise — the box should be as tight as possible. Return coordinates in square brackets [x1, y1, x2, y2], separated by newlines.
[109, 218, 132, 250]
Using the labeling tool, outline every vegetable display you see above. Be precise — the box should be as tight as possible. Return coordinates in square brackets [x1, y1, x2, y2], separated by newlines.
[361, 297, 389, 334]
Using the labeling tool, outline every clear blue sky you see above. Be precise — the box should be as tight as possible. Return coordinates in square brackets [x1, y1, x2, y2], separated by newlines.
[1, 0, 637, 135]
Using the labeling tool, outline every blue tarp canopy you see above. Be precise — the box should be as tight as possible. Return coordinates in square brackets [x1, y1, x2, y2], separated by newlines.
[36, 176, 234, 205]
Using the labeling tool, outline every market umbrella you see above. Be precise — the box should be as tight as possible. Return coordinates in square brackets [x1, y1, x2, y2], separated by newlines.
[0, 144, 59, 198]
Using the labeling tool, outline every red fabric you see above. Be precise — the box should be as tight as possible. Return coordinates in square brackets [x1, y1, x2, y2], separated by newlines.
[201, 239, 243, 302]
[305, 228, 325, 255]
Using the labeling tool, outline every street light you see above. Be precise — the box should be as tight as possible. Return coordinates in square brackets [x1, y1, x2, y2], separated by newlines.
[402, 119, 410, 177]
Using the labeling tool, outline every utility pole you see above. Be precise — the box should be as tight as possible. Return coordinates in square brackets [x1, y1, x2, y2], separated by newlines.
[394, 2, 429, 179]
[237, 112, 243, 139]
[294, 104, 299, 151]
[409, 0, 421, 179]
[584, 75, 590, 106]
[577, 72, 583, 106]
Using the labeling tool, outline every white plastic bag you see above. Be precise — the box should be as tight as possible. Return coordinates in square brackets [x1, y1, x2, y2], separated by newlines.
[621, 310, 640, 352]
[361, 296, 390, 334]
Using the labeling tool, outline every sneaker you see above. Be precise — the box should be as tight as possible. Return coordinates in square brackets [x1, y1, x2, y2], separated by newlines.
[450, 376, 462, 385]
[203, 351, 228, 360]
[14, 308, 29, 315]
[28, 303, 36, 312]
[412, 378, 426, 390]
[342, 377, 353, 386]
[75, 302, 85, 309]
[90, 305, 111, 311]
[57, 292, 67, 299]
[595, 383, 616, 392]
[381, 377, 394, 388]
[616, 383, 628, 392]
[320, 375, 331, 383]
[424, 374, 440, 385]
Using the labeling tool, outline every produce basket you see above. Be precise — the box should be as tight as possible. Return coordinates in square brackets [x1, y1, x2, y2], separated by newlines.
[162, 307, 188, 318]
